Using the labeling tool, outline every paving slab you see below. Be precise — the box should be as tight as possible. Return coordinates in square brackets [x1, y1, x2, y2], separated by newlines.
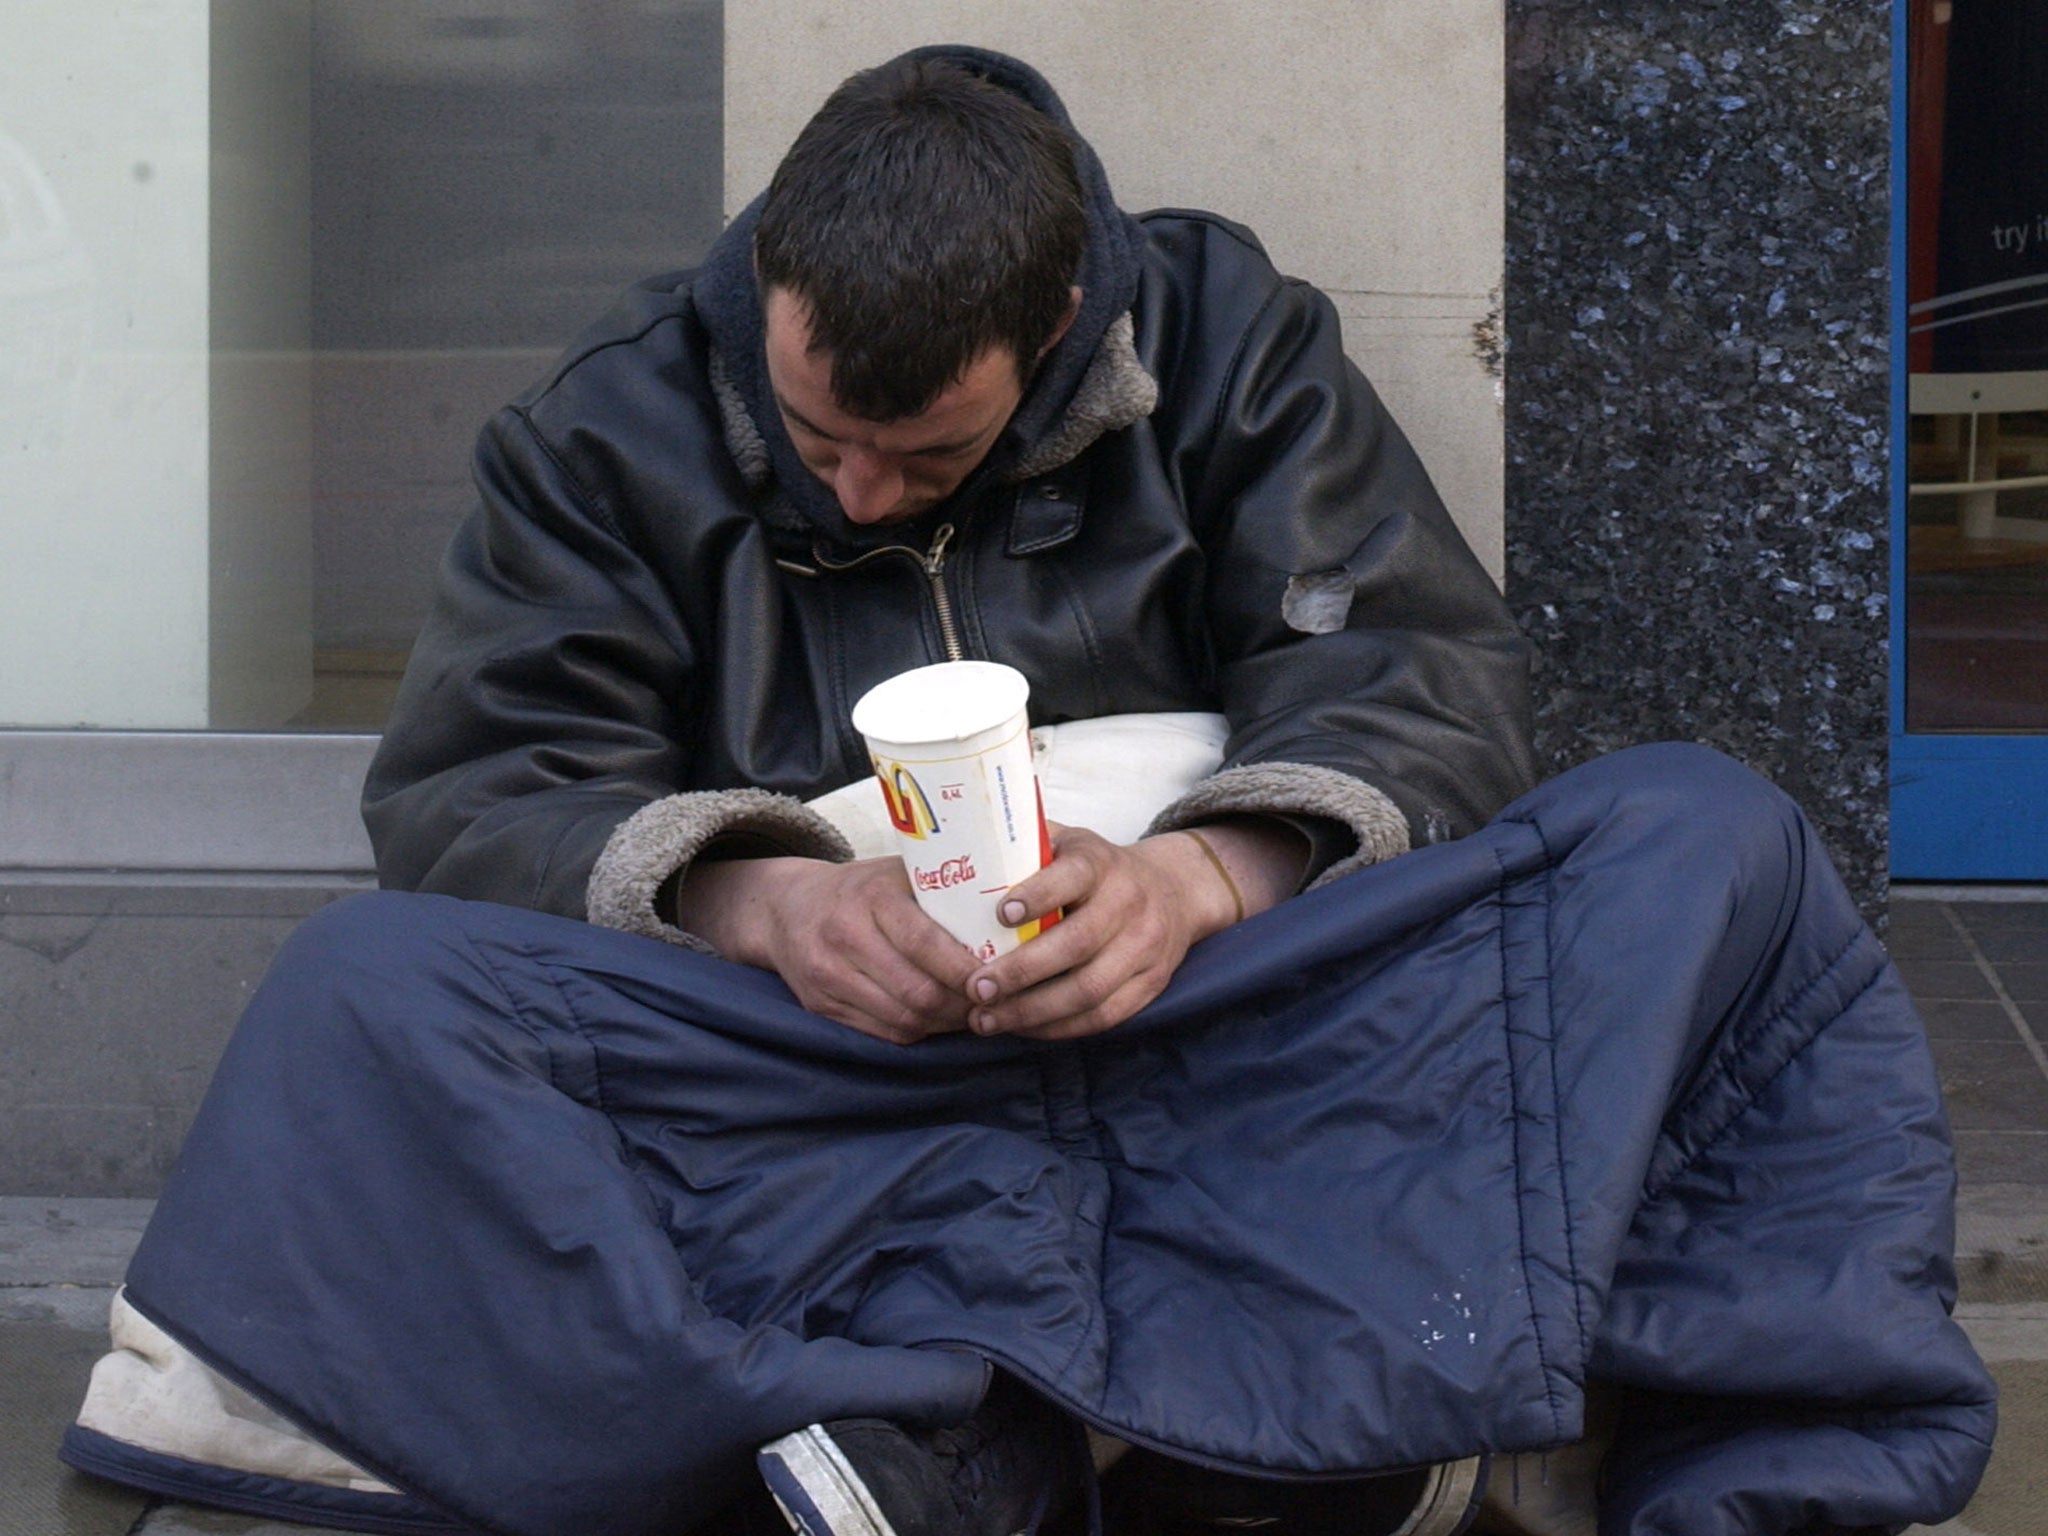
[0, 1196, 154, 1287]
[1959, 1182, 2048, 1312]
[1921, 997, 2032, 1041]
[1, 1200, 158, 1536]
[1932, 1039, 2048, 1134]
[1955, 1129, 2048, 1188]
[136, 1506, 337, 1534]
[1, 1300, 151, 1536]
[1899, 958, 2001, 1002]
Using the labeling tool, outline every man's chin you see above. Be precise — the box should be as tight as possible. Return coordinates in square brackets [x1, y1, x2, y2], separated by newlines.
[859, 502, 938, 528]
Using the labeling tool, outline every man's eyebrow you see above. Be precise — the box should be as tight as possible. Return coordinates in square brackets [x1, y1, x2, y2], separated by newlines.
[774, 396, 844, 443]
[775, 395, 991, 458]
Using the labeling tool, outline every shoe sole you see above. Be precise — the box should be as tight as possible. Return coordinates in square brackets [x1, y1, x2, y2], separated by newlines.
[1392, 1454, 1488, 1536]
[758, 1424, 900, 1536]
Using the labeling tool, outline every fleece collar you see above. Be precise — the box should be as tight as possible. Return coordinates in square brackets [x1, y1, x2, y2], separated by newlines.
[693, 45, 1157, 546]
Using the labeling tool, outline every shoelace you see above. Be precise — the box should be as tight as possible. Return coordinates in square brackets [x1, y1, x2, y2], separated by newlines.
[924, 1391, 1064, 1534]
[926, 1412, 998, 1517]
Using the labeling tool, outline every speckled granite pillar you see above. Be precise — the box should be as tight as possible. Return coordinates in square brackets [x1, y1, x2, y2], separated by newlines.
[1504, 1, 1891, 915]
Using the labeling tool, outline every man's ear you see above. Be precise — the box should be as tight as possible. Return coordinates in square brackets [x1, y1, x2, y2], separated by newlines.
[1038, 286, 1085, 358]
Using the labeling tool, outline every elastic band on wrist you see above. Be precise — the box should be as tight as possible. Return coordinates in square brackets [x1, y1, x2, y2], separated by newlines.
[1183, 829, 1246, 926]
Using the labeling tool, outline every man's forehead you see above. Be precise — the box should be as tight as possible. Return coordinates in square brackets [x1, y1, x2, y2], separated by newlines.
[773, 390, 994, 458]
[762, 286, 1021, 443]
[760, 285, 824, 351]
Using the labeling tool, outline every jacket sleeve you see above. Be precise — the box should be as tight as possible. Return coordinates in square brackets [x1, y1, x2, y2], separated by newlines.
[361, 401, 849, 929]
[1141, 222, 1537, 875]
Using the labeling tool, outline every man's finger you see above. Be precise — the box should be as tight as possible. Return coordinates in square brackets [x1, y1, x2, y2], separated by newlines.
[809, 960, 963, 1043]
[994, 827, 1113, 927]
[971, 914, 1164, 1035]
[991, 964, 1166, 1042]
[850, 910, 975, 1027]
[786, 891, 970, 1039]
[976, 851, 1167, 994]
[969, 897, 1126, 1009]
[874, 897, 978, 992]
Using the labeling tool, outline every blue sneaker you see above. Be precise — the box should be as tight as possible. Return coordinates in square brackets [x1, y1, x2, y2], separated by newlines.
[756, 1375, 1077, 1536]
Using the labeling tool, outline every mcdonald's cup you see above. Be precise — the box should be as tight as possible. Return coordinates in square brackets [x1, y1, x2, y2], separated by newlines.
[850, 661, 1059, 962]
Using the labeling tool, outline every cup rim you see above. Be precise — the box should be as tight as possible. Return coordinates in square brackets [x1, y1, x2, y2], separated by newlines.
[851, 660, 1030, 747]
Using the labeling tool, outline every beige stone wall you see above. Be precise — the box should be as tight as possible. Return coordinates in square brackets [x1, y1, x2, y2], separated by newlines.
[725, 3, 1505, 579]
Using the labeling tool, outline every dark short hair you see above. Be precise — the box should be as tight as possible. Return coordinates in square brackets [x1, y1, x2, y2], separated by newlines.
[754, 55, 1087, 422]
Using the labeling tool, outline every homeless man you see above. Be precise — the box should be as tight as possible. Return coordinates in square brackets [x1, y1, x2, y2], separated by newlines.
[64, 44, 1993, 1536]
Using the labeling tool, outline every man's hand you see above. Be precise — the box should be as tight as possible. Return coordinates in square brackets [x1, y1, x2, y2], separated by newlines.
[963, 818, 1309, 1042]
[675, 855, 977, 1045]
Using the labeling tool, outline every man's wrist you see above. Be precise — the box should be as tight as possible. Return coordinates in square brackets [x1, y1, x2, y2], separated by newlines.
[1180, 829, 1246, 926]
[1164, 817, 1311, 930]
[673, 855, 808, 967]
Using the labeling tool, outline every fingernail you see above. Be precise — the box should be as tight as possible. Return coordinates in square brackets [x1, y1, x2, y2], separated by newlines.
[971, 1010, 997, 1035]
[1000, 899, 1026, 925]
[974, 978, 998, 1002]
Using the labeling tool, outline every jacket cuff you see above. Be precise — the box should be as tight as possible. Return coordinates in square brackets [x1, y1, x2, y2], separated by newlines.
[586, 789, 855, 953]
[1143, 762, 1411, 891]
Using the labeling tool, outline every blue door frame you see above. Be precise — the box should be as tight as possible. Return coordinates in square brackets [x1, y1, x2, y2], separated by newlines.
[1891, 734, 2048, 878]
[1889, 0, 2048, 880]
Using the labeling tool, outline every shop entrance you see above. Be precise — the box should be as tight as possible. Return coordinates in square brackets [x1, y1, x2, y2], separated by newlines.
[1894, 0, 2048, 877]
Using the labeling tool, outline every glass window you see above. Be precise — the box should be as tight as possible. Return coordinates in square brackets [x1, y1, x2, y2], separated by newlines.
[0, 0, 723, 731]
[1904, 0, 2048, 733]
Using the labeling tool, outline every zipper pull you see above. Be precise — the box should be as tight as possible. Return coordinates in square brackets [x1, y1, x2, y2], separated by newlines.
[924, 522, 956, 576]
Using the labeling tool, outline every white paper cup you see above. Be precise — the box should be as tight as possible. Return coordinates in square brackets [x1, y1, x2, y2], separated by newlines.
[850, 660, 1059, 962]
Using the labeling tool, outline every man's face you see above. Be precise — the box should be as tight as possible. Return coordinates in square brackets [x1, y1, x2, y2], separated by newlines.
[762, 285, 1026, 527]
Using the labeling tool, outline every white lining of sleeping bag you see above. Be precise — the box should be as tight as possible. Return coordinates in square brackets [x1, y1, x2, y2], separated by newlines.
[74, 1288, 396, 1493]
[809, 710, 1230, 860]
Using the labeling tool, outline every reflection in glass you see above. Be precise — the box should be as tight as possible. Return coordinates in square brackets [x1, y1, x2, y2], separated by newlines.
[1905, 0, 2048, 732]
[0, 1, 722, 731]
[0, 133, 92, 458]
[1, 4, 213, 729]
[309, 0, 723, 729]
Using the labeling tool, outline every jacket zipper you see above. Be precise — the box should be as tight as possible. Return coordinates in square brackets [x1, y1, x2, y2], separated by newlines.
[805, 521, 965, 662]
[919, 523, 963, 661]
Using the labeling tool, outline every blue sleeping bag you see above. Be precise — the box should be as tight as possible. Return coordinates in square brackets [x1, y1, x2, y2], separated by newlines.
[62, 745, 1996, 1534]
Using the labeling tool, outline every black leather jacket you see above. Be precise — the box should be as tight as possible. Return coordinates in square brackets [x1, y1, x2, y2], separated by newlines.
[364, 210, 1536, 927]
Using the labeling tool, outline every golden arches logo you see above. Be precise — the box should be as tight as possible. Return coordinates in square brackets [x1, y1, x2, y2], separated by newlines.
[875, 762, 938, 840]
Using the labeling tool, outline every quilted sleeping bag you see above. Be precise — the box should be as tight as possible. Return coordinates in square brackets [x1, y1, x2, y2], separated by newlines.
[62, 745, 1996, 1535]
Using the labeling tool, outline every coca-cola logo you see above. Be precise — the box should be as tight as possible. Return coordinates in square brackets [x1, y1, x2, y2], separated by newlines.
[911, 854, 977, 891]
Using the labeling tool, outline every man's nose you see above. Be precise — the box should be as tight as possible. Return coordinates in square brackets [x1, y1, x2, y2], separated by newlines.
[833, 448, 904, 525]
